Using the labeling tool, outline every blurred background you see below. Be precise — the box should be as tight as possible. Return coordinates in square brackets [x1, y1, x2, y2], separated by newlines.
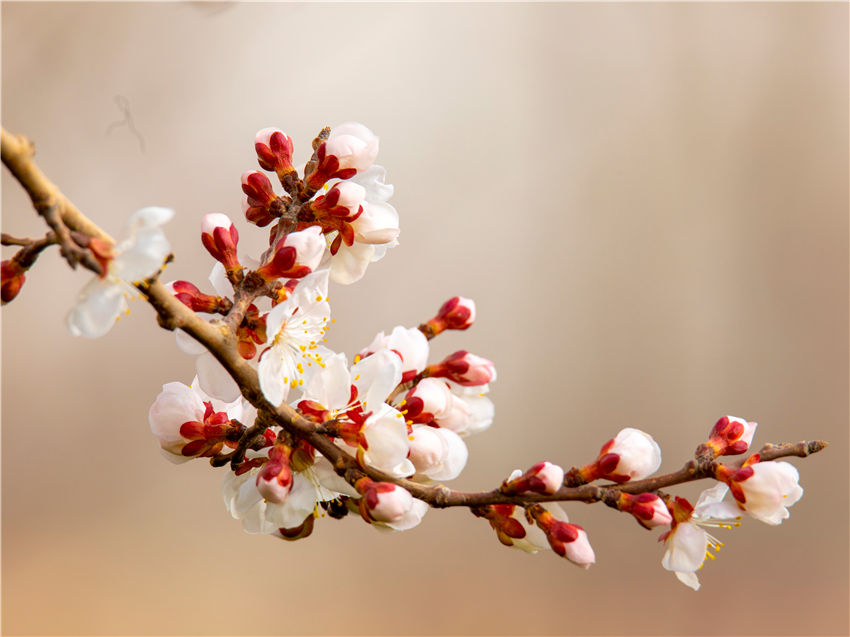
[2, 3, 847, 635]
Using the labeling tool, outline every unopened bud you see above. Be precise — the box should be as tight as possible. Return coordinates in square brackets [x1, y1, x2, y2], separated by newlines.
[422, 296, 476, 337]
[427, 350, 496, 386]
[707, 415, 758, 456]
[242, 171, 285, 227]
[305, 123, 379, 191]
[255, 127, 295, 177]
[530, 505, 595, 568]
[403, 378, 453, 424]
[355, 478, 414, 524]
[310, 181, 366, 221]
[201, 214, 241, 273]
[617, 492, 672, 529]
[1, 259, 26, 304]
[165, 280, 227, 314]
[580, 428, 662, 484]
[502, 462, 565, 495]
[255, 226, 325, 282]
[256, 444, 293, 504]
[473, 504, 528, 547]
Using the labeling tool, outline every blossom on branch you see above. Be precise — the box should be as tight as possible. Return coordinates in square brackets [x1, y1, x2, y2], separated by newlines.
[578, 428, 662, 483]
[66, 206, 173, 338]
[660, 484, 742, 590]
[715, 458, 804, 525]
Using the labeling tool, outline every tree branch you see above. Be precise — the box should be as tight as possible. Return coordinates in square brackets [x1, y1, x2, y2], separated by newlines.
[2, 126, 829, 520]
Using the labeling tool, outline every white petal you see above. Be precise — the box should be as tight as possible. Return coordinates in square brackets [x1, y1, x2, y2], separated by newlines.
[208, 262, 232, 297]
[661, 522, 707, 573]
[196, 351, 241, 402]
[113, 226, 170, 282]
[675, 571, 701, 591]
[303, 353, 350, 410]
[385, 499, 429, 531]
[66, 276, 129, 338]
[425, 428, 468, 481]
[329, 241, 374, 285]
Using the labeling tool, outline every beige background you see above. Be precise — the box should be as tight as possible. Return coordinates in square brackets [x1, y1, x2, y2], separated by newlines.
[2, 2, 848, 635]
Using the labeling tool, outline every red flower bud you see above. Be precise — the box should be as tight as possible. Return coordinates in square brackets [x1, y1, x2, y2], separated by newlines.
[1, 259, 27, 303]
[427, 350, 496, 386]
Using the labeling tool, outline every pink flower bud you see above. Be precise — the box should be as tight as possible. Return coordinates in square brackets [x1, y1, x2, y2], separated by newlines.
[403, 378, 453, 424]
[618, 492, 672, 529]
[254, 127, 295, 176]
[351, 201, 399, 245]
[311, 181, 366, 220]
[254, 226, 325, 281]
[502, 462, 565, 495]
[165, 280, 226, 314]
[560, 526, 595, 569]
[148, 382, 242, 461]
[582, 428, 662, 483]
[708, 415, 758, 456]
[422, 296, 476, 337]
[305, 123, 379, 190]
[241, 171, 277, 207]
[356, 479, 414, 524]
[1, 259, 26, 304]
[256, 444, 293, 504]
[530, 505, 595, 568]
[201, 214, 240, 272]
[427, 350, 496, 386]
[716, 459, 803, 525]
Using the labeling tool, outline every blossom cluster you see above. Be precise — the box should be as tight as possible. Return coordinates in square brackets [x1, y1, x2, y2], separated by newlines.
[144, 124, 496, 537]
[41, 122, 809, 590]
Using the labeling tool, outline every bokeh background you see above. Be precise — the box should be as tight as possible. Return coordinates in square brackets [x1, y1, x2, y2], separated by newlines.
[2, 3, 847, 635]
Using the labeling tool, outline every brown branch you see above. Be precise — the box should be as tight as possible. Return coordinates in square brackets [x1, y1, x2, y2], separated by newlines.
[3, 126, 830, 520]
[1, 129, 113, 244]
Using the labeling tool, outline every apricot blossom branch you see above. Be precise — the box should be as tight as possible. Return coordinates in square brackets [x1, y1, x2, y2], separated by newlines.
[2, 124, 828, 590]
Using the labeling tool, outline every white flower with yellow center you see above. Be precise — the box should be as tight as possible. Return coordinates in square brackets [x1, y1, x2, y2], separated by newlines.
[661, 483, 743, 591]
[258, 269, 332, 406]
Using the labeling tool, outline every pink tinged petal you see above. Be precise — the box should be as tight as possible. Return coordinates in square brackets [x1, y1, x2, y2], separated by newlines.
[329, 241, 374, 284]
[196, 351, 241, 402]
[352, 201, 399, 245]
[425, 428, 468, 481]
[369, 485, 413, 523]
[662, 522, 708, 573]
[408, 426, 444, 474]
[407, 378, 453, 421]
[607, 428, 662, 480]
[386, 499, 429, 531]
[563, 528, 595, 569]
[66, 276, 130, 338]
[264, 474, 319, 529]
[326, 122, 379, 173]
